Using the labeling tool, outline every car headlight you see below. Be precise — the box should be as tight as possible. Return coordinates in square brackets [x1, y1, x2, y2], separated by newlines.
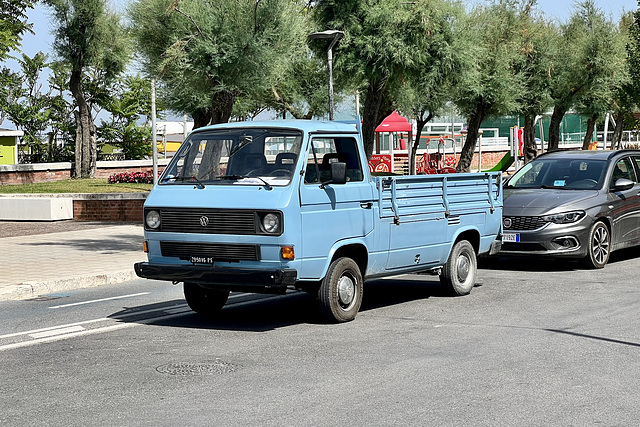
[261, 213, 281, 234]
[542, 210, 585, 224]
[146, 210, 161, 229]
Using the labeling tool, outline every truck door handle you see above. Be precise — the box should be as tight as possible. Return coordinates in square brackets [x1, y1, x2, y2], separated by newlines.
[360, 201, 373, 209]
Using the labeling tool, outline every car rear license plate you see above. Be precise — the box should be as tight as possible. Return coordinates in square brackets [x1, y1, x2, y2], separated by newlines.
[502, 233, 520, 243]
[190, 256, 214, 264]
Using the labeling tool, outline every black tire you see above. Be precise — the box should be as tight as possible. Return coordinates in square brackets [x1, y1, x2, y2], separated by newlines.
[582, 221, 610, 269]
[318, 257, 363, 323]
[183, 282, 230, 316]
[440, 240, 477, 296]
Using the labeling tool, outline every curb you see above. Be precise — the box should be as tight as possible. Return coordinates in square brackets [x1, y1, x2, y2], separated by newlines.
[0, 270, 139, 301]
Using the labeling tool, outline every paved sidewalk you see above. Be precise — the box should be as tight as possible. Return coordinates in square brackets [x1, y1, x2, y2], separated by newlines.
[0, 221, 146, 301]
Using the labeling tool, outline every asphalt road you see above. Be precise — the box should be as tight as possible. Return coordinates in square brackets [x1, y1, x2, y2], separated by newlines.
[1, 249, 640, 427]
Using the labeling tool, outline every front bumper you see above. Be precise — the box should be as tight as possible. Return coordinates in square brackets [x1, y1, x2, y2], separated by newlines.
[497, 225, 591, 259]
[134, 262, 297, 293]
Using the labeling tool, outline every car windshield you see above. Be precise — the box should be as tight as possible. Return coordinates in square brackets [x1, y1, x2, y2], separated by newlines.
[506, 157, 606, 190]
[159, 128, 303, 187]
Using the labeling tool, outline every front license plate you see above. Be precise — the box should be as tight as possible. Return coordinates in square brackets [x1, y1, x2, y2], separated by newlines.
[502, 233, 520, 243]
[190, 256, 214, 264]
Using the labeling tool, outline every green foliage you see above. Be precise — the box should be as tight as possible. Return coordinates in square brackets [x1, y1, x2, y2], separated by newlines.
[452, 0, 530, 171]
[0, 53, 60, 162]
[42, 0, 132, 177]
[0, 0, 35, 60]
[97, 75, 152, 160]
[129, 0, 310, 126]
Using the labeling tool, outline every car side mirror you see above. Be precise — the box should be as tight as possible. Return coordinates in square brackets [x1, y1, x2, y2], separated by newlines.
[614, 178, 634, 191]
[320, 162, 347, 188]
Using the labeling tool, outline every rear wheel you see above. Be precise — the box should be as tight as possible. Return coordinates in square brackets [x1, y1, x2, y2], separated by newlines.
[183, 282, 230, 316]
[582, 221, 610, 269]
[440, 240, 477, 296]
[318, 257, 363, 323]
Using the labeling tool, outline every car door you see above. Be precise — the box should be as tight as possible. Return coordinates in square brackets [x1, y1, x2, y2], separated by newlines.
[607, 156, 640, 248]
[298, 135, 375, 279]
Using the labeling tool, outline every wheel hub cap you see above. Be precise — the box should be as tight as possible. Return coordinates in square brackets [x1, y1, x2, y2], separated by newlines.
[337, 276, 355, 307]
[456, 255, 470, 282]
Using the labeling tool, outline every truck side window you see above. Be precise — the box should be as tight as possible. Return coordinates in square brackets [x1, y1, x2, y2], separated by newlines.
[305, 137, 364, 184]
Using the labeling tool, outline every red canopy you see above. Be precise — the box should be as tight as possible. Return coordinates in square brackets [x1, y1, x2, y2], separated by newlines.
[375, 111, 411, 133]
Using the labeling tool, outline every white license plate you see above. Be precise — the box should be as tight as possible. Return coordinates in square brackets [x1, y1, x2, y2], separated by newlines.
[502, 233, 520, 243]
[191, 256, 214, 264]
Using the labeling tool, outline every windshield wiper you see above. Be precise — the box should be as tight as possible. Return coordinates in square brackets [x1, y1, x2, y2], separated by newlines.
[540, 184, 567, 189]
[218, 175, 272, 190]
[162, 175, 205, 189]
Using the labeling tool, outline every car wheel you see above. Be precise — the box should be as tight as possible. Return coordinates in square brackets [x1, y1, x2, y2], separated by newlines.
[440, 240, 477, 296]
[318, 257, 363, 323]
[183, 282, 230, 316]
[582, 221, 610, 269]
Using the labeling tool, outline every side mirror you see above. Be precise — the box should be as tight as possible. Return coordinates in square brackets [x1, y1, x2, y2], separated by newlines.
[320, 162, 347, 188]
[330, 162, 347, 185]
[614, 178, 634, 191]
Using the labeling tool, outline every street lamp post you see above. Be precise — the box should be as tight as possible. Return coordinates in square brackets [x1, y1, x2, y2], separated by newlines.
[309, 30, 344, 121]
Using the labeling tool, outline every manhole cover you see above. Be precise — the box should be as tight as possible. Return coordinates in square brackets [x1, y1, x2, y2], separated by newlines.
[156, 360, 240, 376]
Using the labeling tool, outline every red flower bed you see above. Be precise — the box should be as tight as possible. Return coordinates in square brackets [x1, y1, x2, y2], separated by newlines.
[107, 171, 154, 184]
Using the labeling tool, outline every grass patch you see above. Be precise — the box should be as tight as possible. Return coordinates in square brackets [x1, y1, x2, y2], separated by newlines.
[0, 178, 152, 194]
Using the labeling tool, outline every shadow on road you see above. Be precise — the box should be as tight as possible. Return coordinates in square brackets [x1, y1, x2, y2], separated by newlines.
[108, 275, 455, 332]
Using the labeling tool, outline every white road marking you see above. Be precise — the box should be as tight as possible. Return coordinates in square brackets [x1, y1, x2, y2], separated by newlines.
[0, 292, 296, 352]
[49, 292, 150, 309]
[0, 311, 191, 352]
[0, 318, 110, 340]
[29, 325, 85, 339]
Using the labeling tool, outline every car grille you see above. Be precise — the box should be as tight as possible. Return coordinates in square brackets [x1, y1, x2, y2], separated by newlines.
[160, 241, 261, 261]
[156, 208, 258, 235]
[503, 216, 547, 231]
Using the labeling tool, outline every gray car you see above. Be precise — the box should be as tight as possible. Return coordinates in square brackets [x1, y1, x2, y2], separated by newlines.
[499, 149, 640, 268]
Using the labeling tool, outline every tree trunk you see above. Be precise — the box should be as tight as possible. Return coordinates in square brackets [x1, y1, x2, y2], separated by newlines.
[211, 90, 236, 125]
[613, 110, 625, 149]
[192, 108, 212, 129]
[409, 112, 433, 174]
[581, 114, 598, 150]
[70, 69, 96, 178]
[547, 106, 565, 151]
[457, 110, 485, 173]
[362, 79, 386, 160]
[523, 114, 537, 163]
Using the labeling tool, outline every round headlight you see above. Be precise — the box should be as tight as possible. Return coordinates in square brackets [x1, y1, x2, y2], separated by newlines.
[262, 213, 280, 234]
[146, 210, 161, 229]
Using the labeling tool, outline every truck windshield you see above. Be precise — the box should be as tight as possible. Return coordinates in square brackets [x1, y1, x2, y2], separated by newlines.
[159, 128, 303, 187]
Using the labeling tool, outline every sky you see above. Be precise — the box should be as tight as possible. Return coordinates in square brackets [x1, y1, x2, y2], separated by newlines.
[1, 0, 638, 130]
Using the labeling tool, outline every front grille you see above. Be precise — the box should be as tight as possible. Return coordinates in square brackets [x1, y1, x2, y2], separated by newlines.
[160, 241, 260, 261]
[501, 242, 547, 252]
[503, 216, 547, 231]
[157, 208, 258, 235]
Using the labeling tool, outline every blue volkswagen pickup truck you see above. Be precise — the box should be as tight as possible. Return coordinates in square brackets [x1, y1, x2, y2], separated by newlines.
[134, 120, 502, 322]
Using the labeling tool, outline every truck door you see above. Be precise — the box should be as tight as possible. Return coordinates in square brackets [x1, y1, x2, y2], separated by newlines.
[298, 135, 375, 279]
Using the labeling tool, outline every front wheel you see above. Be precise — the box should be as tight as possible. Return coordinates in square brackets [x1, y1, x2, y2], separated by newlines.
[582, 221, 610, 269]
[183, 282, 230, 316]
[318, 257, 363, 323]
[440, 240, 477, 296]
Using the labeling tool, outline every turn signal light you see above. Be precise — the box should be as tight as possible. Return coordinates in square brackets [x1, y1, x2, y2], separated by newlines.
[143, 241, 148, 253]
[281, 246, 295, 260]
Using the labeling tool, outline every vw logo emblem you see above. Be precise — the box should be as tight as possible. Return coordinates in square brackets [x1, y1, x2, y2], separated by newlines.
[199, 216, 210, 227]
[503, 218, 512, 229]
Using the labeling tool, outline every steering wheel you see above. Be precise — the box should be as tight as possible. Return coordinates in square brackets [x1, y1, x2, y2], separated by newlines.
[570, 179, 598, 189]
[269, 169, 291, 177]
[244, 169, 262, 177]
